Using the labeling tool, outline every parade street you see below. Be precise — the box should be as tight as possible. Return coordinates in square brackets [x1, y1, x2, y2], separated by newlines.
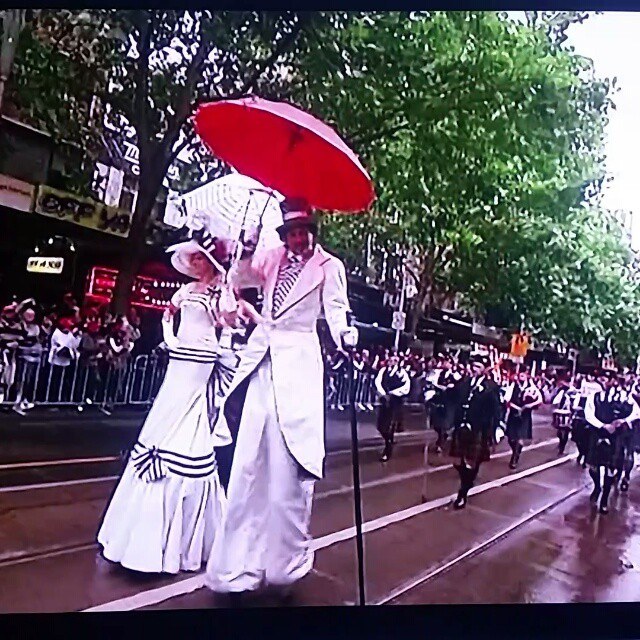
[1, 407, 639, 612]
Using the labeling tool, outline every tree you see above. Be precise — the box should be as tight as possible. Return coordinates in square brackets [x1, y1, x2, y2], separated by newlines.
[297, 12, 620, 348]
[9, 10, 347, 312]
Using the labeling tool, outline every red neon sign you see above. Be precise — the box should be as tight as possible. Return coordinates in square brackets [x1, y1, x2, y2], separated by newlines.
[86, 266, 184, 311]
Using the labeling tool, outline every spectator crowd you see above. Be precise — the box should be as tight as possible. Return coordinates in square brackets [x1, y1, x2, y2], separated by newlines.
[0, 293, 146, 414]
[0, 290, 600, 419]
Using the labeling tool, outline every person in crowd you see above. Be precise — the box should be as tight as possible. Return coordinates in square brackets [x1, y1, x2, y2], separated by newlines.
[101, 316, 136, 413]
[12, 304, 44, 414]
[584, 372, 640, 514]
[504, 369, 543, 469]
[206, 199, 357, 604]
[77, 319, 106, 411]
[47, 316, 81, 402]
[0, 302, 23, 403]
[98, 231, 239, 573]
[447, 355, 502, 510]
[374, 353, 411, 462]
[56, 292, 81, 324]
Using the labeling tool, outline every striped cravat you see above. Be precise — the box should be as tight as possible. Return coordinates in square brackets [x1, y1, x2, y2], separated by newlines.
[272, 251, 308, 316]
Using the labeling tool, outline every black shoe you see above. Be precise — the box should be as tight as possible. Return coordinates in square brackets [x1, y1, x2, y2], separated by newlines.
[621, 479, 629, 493]
[453, 493, 467, 510]
[599, 503, 609, 515]
[380, 451, 389, 463]
[509, 453, 518, 470]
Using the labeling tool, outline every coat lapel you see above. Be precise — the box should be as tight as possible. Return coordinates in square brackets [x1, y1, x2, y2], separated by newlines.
[271, 246, 330, 320]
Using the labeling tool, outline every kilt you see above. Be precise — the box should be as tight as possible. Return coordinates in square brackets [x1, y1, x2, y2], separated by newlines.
[571, 413, 589, 445]
[429, 401, 456, 435]
[376, 396, 403, 438]
[585, 427, 627, 470]
[506, 411, 533, 441]
[448, 425, 492, 464]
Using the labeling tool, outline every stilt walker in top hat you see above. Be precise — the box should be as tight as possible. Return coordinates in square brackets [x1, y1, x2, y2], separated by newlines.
[205, 198, 358, 602]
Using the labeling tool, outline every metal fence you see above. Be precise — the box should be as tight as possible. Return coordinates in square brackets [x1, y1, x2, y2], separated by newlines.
[0, 351, 383, 411]
[0, 352, 169, 409]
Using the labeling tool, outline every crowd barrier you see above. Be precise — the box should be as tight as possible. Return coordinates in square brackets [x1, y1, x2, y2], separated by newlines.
[0, 352, 387, 411]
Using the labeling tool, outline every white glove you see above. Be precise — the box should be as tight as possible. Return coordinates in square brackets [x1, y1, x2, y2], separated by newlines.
[161, 317, 179, 351]
[341, 327, 359, 349]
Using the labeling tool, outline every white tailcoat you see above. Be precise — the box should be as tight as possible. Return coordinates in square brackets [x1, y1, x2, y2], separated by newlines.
[212, 244, 351, 479]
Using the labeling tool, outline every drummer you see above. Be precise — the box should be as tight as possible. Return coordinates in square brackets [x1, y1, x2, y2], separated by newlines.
[551, 372, 579, 456]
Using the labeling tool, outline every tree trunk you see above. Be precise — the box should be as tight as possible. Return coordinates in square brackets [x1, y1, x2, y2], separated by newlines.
[111, 165, 164, 315]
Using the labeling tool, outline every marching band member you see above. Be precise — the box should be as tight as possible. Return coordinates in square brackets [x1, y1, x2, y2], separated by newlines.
[573, 372, 604, 467]
[374, 354, 411, 462]
[504, 370, 543, 469]
[206, 199, 357, 603]
[428, 358, 460, 454]
[584, 372, 640, 514]
[551, 374, 579, 455]
[447, 355, 502, 510]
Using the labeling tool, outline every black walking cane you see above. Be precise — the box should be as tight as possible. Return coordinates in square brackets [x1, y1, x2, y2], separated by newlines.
[346, 311, 366, 606]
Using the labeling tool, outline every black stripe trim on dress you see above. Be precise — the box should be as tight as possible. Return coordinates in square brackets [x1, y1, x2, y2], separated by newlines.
[169, 354, 216, 364]
[130, 442, 218, 481]
[131, 442, 217, 462]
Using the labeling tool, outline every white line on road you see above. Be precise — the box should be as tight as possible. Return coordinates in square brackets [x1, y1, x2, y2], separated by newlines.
[83, 451, 577, 613]
[0, 456, 120, 471]
[0, 437, 429, 495]
[374, 483, 585, 605]
[316, 438, 558, 499]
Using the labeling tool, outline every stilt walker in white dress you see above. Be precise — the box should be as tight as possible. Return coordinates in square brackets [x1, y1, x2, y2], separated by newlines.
[205, 199, 358, 601]
[97, 233, 242, 574]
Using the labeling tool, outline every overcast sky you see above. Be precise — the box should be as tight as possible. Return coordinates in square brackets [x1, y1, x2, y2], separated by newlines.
[511, 12, 640, 249]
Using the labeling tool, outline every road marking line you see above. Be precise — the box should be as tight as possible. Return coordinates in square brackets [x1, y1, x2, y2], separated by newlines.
[0, 543, 98, 568]
[374, 483, 585, 605]
[316, 438, 558, 499]
[0, 456, 120, 471]
[0, 437, 554, 497]
[83, 451, 577, 612]
[0, 476, 120, 493]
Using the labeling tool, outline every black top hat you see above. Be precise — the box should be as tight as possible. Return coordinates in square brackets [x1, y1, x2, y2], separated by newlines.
[276, 198, 318, 239]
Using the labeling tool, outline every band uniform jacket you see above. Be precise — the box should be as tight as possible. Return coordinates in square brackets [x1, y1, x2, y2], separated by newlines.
[211, 244, 351, 479]
[584, 386, 640, 469]
[503, 381, 542, 441]
[449, 375, 502, 462]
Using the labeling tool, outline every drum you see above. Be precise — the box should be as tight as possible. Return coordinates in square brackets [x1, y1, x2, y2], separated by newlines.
[553, 410, 572, 430]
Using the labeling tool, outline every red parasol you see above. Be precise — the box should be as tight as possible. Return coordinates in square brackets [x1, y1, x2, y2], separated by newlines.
[194, 97, 375, 213]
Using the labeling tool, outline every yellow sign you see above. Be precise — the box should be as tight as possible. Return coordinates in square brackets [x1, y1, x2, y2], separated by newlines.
[27, 256, 64, 274]
[33, 186, 132, 238]
[510, 333, 529, 358]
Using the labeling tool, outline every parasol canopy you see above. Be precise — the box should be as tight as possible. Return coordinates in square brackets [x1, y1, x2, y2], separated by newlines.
[164, 172, 284, 253]
[194, 97, 375, 213]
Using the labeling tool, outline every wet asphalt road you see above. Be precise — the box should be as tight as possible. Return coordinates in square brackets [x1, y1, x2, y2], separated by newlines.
[0, 407, 639, 611]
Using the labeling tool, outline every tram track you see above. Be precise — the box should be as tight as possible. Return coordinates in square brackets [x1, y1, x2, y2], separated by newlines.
[374, 481, 587, 605]
[0, 438, 561, 572]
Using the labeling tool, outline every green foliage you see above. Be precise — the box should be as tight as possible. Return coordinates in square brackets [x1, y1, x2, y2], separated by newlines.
[296, 11, 638, 359]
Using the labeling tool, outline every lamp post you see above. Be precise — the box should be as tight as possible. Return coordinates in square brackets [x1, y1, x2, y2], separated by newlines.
[0, 10, 25, 114]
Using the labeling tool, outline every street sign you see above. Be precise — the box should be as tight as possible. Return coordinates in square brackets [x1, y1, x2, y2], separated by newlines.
[27, 256, 64, 274]
[392, 311, 406, 331]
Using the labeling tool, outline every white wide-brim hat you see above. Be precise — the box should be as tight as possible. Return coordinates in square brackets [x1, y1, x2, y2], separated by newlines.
[166, 236, 226, 279]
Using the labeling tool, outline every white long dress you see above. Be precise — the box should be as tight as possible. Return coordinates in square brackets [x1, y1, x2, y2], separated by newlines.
[97, 282, 234, 574]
